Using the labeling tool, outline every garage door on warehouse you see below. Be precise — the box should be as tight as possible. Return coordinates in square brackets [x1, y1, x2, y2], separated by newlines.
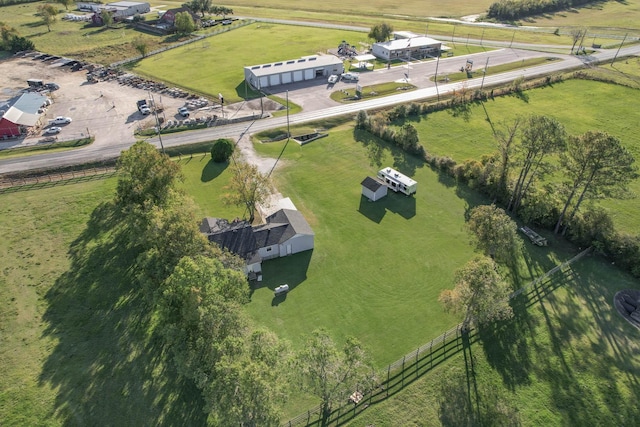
[281, 72, 292, 84]
[304, 69, 314, 80]
[269, 74, 280, 86]
[293, 71, 303, 82]
[259, 76, 269, 88]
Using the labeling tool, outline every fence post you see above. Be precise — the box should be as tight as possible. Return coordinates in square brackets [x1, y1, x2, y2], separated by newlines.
[430, 341, 433, 369]
[415, 347, 419, 378]
[401, 355, 406, 387]
[386, 366, 390, 398]
[443, 331, 447, 358]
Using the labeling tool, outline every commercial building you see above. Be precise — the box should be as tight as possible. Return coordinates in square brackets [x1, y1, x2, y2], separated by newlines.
[244, 55, 344, 89]
[371, 31, 443, 61]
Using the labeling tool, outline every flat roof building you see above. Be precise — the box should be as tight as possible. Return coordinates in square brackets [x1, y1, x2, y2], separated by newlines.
[372, 34, 443, 61]
[244, 55, 344, 89]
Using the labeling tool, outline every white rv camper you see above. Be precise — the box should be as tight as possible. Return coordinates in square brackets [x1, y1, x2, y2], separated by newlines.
[377, 167, 417, 195]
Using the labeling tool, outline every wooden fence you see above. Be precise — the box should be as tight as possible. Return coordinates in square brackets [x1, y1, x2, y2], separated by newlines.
[282, 247, 592, 427]
[0, 166, 116, 194]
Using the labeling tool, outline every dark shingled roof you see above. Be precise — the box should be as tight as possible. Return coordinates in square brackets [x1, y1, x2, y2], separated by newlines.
[206, 220, 259, 263]
[361, 176, 384, 192]
[201, 209, 313, 264]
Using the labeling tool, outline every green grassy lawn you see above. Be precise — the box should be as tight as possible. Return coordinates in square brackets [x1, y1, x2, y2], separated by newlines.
[0, 2, 180, 64]
[347, 253, 640, 426]
[131, 23, 370, 103]
[403, 78, 640, 233]
[434, 56, 560, 83]
[0, 178, 208, 425]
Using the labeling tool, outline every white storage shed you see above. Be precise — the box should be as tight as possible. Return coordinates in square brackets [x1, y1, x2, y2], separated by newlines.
[361, 176, 388, 201]
[244, 55, 345, 89]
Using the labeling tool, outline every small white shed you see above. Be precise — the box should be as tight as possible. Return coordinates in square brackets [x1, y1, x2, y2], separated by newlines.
[361, 176, 388, 201]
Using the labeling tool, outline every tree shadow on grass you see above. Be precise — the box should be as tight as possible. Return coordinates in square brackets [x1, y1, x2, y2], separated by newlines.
[201, 159, 228, 182]
[353, 128, 387, 169]
[39, 201, 207, 425]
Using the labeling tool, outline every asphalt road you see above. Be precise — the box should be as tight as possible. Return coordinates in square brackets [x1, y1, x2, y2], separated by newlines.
[1, 43, 638, 174]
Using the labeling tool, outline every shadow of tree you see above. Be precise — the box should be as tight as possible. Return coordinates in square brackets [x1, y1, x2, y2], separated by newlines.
[353, 128, 387, 169]
[201, 159, 228, 182]
[39, 201, 207, 425]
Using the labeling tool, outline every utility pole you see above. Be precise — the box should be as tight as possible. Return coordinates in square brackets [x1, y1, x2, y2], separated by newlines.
[434, 54, 440, 101]
[149, 92, 164, 154]
[481, 57, 489, 90]
[480, 28, 485, 46]
[510, 30, 516, 48]
[611, 33, 628, 66]
[286, 90, 290, 139]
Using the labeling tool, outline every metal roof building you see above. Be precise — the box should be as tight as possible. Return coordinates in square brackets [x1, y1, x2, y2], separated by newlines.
[244, 55, 344, 89]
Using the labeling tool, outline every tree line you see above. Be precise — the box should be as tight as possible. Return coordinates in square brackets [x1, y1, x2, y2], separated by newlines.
[486, 0, 605, 21]
[354, 81, 639, 278]
[112, 141, 374, 425]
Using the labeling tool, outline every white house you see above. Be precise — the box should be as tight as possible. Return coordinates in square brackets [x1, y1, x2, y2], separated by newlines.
[377, 167, 417, 195]
[200, 205, 314, 275]
[244, 55, 344, 89]
[361, 176, 388, 201]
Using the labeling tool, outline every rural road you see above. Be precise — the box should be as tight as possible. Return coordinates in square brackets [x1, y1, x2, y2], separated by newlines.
[0, 43, 638, 174]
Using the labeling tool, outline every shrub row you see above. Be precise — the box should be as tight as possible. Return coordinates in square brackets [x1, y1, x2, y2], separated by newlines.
[486, 0, 604, 21]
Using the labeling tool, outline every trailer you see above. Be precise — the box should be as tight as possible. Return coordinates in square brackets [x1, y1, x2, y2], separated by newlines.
[519, 226, 548, 246]
[377, 167, 417, 195]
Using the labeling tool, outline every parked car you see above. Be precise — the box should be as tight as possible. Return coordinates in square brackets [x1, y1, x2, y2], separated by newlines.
[50, 116, 71, 125]
[43, 126, 62, 135]
[178, 107, 190, 117]
[45, 82, 60, 91]
[222, 19, 232, 25]
[139, 105, 151, 115]
[328, 74, 339, 84]
[274, 284, 290, 296]
[341, 72, 359, 82]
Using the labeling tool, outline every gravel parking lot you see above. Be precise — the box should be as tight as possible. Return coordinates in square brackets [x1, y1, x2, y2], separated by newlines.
[0, 56, 225, 149]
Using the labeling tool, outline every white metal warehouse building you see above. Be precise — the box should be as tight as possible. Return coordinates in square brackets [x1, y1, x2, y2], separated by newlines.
[244, 55, 344, 89]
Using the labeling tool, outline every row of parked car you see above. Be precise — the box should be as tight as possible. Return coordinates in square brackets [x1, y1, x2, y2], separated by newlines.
[43, 116, 72, 135]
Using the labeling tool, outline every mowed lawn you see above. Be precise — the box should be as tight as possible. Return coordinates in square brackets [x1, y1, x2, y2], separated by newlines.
[409, 78, 640, 234]
[347, 253, 640, 426]
[131, 23, 369, 103]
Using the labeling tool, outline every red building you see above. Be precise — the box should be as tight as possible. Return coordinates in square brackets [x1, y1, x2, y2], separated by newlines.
[0, 92, 47, 139]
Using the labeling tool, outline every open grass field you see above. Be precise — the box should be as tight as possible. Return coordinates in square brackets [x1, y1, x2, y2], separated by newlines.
[0, 2, 171, 63]
[347, 253, 640, 426]
[131, 23, 371, 103]
[0, 178, 207, 425]
[395, 78, 640, 234]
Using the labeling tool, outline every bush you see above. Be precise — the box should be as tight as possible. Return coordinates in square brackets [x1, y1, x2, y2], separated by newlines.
[210, 138, 234, 162]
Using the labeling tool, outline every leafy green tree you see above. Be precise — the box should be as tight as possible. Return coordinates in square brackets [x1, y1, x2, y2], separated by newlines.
[100, 9, 114, 28]
[368, 22, 393, 42]
[507, 115, 566, 214]
[554, 131, 638, 234]
[395, 123, 419, 151]
[1, 21, 18, 47]
[467, 204, 523, 265]
[211, 138, 234, 162]
[132, 36, 149, 57]
[136, 194, 216, 286]
[185, 0, 212, 17]
[223, 161, 273, 223]
[439, 256, 513, 329]
[56, 0, 73, 10]
[492, 117, 521, 203]
[204, 329, 290, 427]
[212, 5, 233, 18]
[115, 141, 182, 213]
[174, 11, 195, 35]
[159, 255, 249, 386]
[355, 110, 369, 130]
[297, 328, 375, 421]
[37, 4, 58, 32]
[8, 35, 35, 53]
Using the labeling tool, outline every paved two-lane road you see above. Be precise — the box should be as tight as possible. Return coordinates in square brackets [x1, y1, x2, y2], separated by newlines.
[1, 44, 638, 174]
